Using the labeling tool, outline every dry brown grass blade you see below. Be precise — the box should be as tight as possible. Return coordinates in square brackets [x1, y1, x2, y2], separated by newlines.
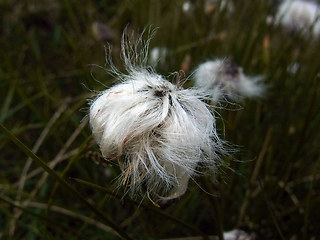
[237, 127, 272, 226]
[8, 117, 87, 236]
[18, 99, 70, 198]
[1, 194, 116, 235]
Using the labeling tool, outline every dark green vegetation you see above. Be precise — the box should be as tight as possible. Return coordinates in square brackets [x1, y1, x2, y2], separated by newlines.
[1, 0, 320, 239]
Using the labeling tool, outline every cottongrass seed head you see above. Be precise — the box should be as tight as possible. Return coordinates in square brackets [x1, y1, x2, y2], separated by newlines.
[194, 58, 265, 102]
[274, 0, 320, 37]
[89, 30, 227, 201]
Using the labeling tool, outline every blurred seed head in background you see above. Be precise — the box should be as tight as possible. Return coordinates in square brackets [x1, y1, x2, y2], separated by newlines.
[274, 0, 320, 37]
[194, 58, 265, 102]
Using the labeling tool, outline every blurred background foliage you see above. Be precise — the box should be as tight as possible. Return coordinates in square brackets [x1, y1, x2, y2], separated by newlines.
[0, 0, 320, 239]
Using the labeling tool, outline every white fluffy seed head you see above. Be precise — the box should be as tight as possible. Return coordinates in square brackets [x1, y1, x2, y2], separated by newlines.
[275, 0, 320, 37]
[194, 58, 265, 102]
[89, 30, 226, 200]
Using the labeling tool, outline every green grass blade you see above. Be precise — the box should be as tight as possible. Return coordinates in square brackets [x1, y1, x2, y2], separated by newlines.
[70, 177, 209, 240]
[0, 123, 134, 240]
[0, 195, 78, 237]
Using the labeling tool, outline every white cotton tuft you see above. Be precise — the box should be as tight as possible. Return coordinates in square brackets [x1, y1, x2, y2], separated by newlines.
[89, 30, 226, 200]
[193, 59, 265, 102]
[182, 1, 193, 13]
[275, 0, 320, 37]
[223, 229, 256, 240]
[148, 47, 168, 67]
